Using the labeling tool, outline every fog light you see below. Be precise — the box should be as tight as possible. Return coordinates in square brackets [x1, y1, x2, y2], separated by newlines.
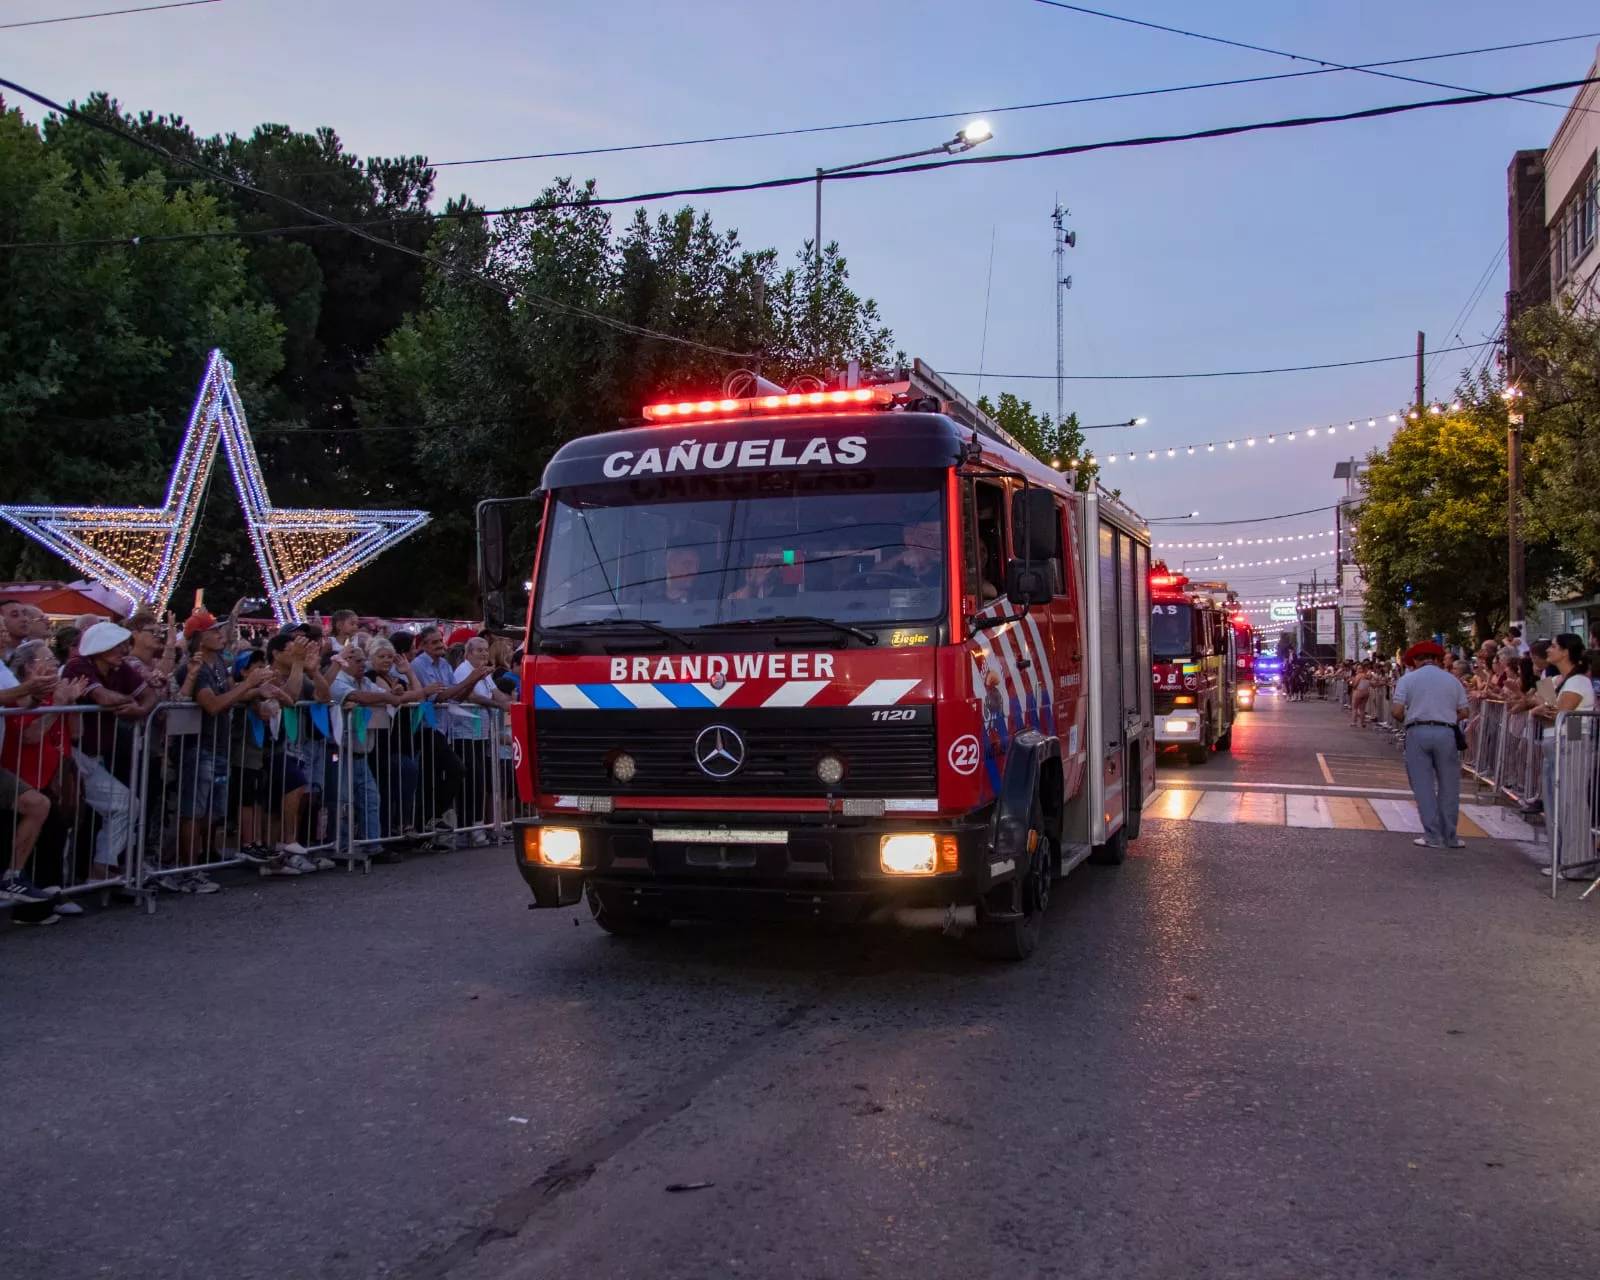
[538, 826, 582, 866]
[816, 752, 846, 787]
[610, 752, 637, 784]
[880, 833, 937, 875]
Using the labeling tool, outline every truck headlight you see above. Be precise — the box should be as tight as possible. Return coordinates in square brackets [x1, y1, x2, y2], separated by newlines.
[816, 753, 846, 787]
[521, 826, 582, 867]
[879, 833, 958, 875]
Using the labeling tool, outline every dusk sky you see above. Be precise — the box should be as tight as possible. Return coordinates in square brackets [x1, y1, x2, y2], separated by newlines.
[8, 0, 1596, 603]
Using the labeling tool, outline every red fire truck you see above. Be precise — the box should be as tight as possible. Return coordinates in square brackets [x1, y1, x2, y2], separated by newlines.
[1232, 615, 1257, 711]
[503, 361, 1155, 959]
[1149, 565, 1241, 763]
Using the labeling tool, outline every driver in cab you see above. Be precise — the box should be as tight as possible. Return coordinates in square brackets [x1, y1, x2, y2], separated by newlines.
[876, 519, 944, 590]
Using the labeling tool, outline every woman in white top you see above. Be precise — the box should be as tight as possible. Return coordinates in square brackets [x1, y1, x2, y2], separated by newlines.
[1534, 634, 1594, 867]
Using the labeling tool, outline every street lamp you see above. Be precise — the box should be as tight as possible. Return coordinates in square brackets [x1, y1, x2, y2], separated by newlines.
[1146, 511, 1200, 522]
[814, 121, 994, 265]
[1505, 385, 1526, 634]
[1080, 416, 1148, 430]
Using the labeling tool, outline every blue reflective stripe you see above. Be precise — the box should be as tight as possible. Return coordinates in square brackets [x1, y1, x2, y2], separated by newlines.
[658, 682, 713, 708]
[533, 686, 561, 710]
[577, 683, 633, 710]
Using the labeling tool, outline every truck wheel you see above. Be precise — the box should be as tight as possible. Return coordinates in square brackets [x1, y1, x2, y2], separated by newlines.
[586, 884, 666, 937]
[1090, 764, 1135, 865]
[975, 800, 1052, 962]
[1216, 724, 1233, 752]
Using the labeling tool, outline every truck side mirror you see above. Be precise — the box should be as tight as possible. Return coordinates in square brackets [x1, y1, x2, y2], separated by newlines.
[1012, 487, 1058, 562]
[1005, 559, 1053, 607]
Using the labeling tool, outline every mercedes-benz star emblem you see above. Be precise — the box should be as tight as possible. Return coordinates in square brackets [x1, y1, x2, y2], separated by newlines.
[693, 724, 746, 779]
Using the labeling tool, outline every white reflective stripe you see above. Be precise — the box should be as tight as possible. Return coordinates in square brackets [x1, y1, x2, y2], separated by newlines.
[542, 685, 596, 710]
[883, 798, 938, 812]
[614, 683, 676, 709]
[762, 680, 829, 708]
[553, 796, 581, 808]
[850, 678, 921, 706]
[1021, 609, 1055, 700]
[690, 681, 743, 706]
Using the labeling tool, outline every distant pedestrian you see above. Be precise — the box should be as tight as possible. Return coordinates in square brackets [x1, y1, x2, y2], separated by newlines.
[1391, 641, 1470, 850]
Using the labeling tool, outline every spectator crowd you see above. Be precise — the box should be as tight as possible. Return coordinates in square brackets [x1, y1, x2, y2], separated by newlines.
[0, 599, 521, 927]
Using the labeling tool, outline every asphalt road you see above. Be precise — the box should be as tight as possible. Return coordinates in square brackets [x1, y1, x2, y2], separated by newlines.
[5, 691, 1599, 1279]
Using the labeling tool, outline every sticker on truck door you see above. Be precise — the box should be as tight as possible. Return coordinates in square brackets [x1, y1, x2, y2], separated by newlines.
[948, 734, 981, 775]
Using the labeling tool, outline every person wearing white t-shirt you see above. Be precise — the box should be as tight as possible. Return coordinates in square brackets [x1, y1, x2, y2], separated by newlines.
[1533, 634, 1594, 866]
[450, 636, 510, 846]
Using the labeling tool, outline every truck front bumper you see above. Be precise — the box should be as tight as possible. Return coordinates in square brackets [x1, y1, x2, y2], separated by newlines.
[1155, 708, 1202, 744]
[513, 812, 999, 923]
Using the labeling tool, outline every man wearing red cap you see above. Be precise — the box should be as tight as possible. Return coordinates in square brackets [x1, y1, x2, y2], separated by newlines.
[1391, 641, 1471, 849]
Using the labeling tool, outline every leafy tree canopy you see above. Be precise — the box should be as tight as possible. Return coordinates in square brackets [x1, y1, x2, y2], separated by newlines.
[974, 392, 1100, 491]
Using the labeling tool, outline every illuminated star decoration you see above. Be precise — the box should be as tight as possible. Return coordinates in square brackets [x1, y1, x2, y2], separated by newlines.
[0, 350, 428, 624]
[0, 368, 226, 610]
[202, 351, 429, 624]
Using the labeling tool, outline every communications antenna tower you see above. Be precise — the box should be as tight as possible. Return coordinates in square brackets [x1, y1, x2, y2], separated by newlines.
[1051, 202, 1076, 428]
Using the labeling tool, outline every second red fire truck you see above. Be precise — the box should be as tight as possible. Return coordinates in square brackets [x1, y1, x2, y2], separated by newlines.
[1149, 565, 1244, 764]
[499, 361, 1156, 960]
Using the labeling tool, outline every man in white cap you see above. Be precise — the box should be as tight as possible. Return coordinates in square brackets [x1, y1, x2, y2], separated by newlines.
[61, 621, 159, 879]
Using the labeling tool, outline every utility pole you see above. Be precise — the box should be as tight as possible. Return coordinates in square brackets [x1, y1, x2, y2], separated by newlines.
[1415, 331, 1425, 408]
[1052, 203, 1075, 429]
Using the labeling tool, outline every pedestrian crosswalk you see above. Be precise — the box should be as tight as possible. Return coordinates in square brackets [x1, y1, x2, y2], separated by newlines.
[1144, 788, 1541, 842]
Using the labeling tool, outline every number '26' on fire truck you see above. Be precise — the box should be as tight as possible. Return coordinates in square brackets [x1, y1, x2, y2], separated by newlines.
[505, 361, 1156, 960]
[1148, 564, 1249, 764]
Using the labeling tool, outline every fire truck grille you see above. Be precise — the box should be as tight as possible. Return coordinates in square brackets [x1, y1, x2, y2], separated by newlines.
[535, 709, 937, 797]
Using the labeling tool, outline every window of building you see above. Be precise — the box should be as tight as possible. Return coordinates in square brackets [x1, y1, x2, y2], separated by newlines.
[1551, 164, 1598, 287]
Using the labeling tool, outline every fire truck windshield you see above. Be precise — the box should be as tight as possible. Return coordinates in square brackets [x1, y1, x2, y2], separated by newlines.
[1150, 602, 1195, 661]
[536, 470, 946, 633]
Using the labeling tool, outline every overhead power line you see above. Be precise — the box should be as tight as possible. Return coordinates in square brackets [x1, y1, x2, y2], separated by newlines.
[1031, 1, 1592, 116]
[946, 341, 1493, 381]
[0, 74, 757, 361]
[427, 30, 1600, 168]
[1166, 505, 1340, 527]
[5, 71, 1596, 246]
[0, 0, 220, 30]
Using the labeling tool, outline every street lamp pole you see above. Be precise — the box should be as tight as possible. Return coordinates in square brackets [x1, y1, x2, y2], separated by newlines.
[1506, 387, 1526, 635]
[814, 121, 993, 266]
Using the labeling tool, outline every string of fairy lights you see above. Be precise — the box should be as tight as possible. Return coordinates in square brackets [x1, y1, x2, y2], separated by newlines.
[0, 351, 428, 623]
[1155, 531, 1335, 549]
[1097, 412, 1403, 466]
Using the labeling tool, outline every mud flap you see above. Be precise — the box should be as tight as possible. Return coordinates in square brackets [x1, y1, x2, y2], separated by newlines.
[983, 730, 1060, 899]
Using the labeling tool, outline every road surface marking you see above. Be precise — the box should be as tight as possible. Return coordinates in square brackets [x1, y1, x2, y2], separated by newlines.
[1285, 794, 1334, 828]
[1317, 752, 1336, 784]
[1189, 791, 1245, 823]
[1144, 789, 1205, 820]
[1147, 791, 1515, 838]
[1237, 791, 1286, 825]
[1323, 797, 1385, 830]
[1167, 779, 1415, 796]
[1370, 798, 1425, 833]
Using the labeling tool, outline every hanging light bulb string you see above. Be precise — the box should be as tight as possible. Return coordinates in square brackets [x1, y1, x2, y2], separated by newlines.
[1096, 410, 1407, 466]
[1155, 530, 1336, 549]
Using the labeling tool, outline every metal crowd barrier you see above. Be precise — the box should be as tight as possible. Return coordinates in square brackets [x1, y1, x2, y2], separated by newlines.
[1460, 698, 1542, 808]
[1, 687, 520, 921]
[337, 701, 509, 862]
[1549, 710, 1600, 899]
[0, 702, 142, 910]
[135, 699, 341, 901]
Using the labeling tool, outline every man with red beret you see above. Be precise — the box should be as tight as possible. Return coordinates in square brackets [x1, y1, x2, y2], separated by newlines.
[1390, 641, 1470, 849]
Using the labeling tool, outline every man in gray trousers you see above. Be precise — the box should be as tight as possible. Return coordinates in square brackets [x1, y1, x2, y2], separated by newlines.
[1390, 641, 1471, 849]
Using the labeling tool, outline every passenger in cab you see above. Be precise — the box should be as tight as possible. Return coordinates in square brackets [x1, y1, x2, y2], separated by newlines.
[729, 551, 794, 602]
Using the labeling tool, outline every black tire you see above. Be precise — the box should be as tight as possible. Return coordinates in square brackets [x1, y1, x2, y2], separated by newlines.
[974, 800, 1053, 962]
[1090, 759, 1135, 865]
[586, 884, 666, 937]
[1216, 723, 1233, 752]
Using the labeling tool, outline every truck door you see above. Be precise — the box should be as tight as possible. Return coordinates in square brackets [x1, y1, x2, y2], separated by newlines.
[1097, 522, 1125, 833]
[1048, 495, 1085, 800]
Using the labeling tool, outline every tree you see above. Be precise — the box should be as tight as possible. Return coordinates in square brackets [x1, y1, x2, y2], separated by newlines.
[1511, 301, 1600, 594]
[975, 392, 1100, 490]
[1353, 391, 1561, 643]
[0, 98, 283, 588]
